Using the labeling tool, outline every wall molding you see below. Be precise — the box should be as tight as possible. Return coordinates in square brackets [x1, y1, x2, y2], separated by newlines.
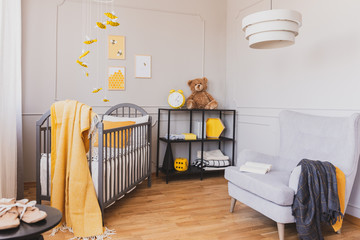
[237, 106, 360, 112]
[234, 0, 265, 20]
[236, 106, 360, 120]
[238, 121, 269, 126]
[22, 105, 170, 116]
[346, 203, 360, 219]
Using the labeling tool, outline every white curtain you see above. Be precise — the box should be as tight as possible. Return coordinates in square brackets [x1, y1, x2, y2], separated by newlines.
[0, 0, 22, 198]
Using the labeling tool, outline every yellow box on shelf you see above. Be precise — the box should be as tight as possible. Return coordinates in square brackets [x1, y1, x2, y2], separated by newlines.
[206, 118, 225, 138]
[182, 133, 197, 140]
[174, 158, 188, 171]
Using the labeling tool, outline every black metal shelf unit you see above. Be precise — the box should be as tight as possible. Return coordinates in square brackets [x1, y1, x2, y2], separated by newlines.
[156, 108, 236, 183]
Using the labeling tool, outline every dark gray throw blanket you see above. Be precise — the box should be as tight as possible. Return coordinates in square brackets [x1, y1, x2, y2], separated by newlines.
[292, 159, 342, 240]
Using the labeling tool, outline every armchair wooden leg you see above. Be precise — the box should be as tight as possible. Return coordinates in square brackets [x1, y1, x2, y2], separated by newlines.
[230, 197, 236, 213]
[277, 222, 285, 240]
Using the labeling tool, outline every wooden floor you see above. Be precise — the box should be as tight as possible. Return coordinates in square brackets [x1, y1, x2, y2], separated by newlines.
[24, 174, 360, 239]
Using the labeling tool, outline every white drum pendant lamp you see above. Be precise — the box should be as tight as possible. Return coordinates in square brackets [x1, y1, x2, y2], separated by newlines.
[242, 9, 302, 49]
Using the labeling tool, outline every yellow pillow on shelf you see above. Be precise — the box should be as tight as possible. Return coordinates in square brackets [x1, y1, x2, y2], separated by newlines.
[93, 121, 135, 148]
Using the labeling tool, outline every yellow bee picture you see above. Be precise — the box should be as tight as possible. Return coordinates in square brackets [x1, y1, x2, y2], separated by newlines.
[108, 35, 125, 60]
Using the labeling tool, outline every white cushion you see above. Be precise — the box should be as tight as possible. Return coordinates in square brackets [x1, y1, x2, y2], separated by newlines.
[225, 166, 295, 206]
[103, 115, 149, 124]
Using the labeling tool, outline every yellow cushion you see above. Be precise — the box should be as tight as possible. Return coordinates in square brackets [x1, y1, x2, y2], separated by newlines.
[93, 121, 135, 147]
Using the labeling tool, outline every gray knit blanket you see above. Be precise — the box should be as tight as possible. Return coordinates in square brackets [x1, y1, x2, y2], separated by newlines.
[292, 159, 342, 240]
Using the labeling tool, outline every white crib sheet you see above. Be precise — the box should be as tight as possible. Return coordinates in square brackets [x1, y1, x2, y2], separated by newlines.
[40, 144, 149, 205]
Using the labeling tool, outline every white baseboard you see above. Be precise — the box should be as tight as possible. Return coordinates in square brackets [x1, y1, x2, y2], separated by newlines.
[346, 203, 360, 218]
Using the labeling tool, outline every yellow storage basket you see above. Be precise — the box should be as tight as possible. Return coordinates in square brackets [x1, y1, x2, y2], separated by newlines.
[174, 158, 188, 171]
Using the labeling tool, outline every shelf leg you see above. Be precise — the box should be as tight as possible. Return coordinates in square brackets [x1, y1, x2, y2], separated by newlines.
[162, 143, 174, 184]
[200, 110, 205, 181]
[156, 109, 161, 177]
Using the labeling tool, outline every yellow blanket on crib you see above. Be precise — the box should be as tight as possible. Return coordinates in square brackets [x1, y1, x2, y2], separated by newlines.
[50, 100, 103, 238]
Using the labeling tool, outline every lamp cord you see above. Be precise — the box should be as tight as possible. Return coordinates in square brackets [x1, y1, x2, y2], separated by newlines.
[270, 0, 272, 10]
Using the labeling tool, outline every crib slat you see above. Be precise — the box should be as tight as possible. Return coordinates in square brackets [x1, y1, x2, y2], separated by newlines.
[46, 119, 50, 197]
[137, 126, 139, 181]
[105, 132, 108, 202]
[132, 126, 135, 185]
[42, 130, 47, 196]
[112, 131, 115, 200]
[36, 123, 41, 203]
[138, 126, 141, 179]
[126, 129, 130, 189]
[140, 126, 146, 177]
[135, 126, 137, 183]
[121, 129, 124, 193]
[116, 130, 119, 196]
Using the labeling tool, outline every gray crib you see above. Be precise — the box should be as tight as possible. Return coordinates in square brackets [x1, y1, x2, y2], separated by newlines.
[36, 103, 152, 218]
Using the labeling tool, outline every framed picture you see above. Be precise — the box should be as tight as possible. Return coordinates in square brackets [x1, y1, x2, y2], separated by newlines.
[108, 66, 125, 90]
[135, 55, 152, 78]
[108, 35, 125, 59]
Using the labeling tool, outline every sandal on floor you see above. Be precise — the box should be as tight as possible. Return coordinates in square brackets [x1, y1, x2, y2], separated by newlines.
[17, 199, 47, 224]
[0, 198, 20, 230]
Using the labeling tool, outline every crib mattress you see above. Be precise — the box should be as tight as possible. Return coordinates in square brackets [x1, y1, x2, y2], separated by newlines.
[40, 144, 149, 205]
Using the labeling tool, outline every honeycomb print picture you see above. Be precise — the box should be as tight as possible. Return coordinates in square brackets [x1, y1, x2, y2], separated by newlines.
[108, 66, 125, 90]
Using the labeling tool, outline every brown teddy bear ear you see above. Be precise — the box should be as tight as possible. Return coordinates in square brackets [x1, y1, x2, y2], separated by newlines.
[187, 80, 193, 86]
[203, 77, 208, 83]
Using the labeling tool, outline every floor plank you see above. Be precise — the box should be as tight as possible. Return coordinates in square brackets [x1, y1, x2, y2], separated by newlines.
[24, 174, 360, 239]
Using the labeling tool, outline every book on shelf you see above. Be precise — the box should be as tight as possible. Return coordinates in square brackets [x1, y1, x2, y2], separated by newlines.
[193, 121, 206, 139]
[239, 161, 272, 174]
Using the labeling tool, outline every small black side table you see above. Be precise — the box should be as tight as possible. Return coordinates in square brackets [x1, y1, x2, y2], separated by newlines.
[0, 205, 62, 240]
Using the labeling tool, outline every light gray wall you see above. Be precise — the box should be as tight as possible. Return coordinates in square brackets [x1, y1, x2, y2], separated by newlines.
[226, 0, 360, 217]
[22, 0, 227, 181]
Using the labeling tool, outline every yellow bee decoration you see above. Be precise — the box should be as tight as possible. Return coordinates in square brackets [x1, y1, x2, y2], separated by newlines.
[103, 97, 110, 102]
[96, 22, 106, 29]
[79, 50, 90, 59]
[104, 12, 118, 19]
[92, 88, 102, 93]
[106, 20, 120, 27]
[85, 72, 89, 77]
[84, 39, 97, 44]
[76, 60, 88, 68]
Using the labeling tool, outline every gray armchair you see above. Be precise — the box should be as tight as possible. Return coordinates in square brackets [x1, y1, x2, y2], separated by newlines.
[225, 110, 360, 239]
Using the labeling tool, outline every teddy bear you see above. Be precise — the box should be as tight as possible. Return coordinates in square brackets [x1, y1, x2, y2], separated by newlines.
[186, 77, 218, 109]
